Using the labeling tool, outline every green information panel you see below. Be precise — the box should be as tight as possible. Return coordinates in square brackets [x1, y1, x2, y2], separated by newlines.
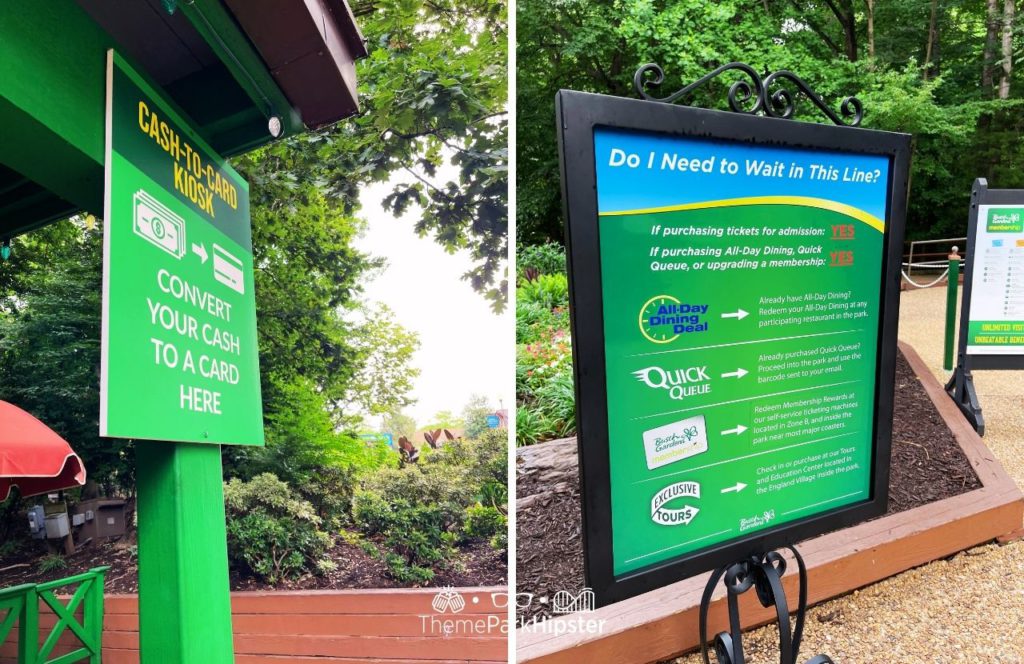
[100, 51, 264, 446]
[595, 127, 888, 575]
[965, 205, 1024, 354]
[556, 90, 908, 604]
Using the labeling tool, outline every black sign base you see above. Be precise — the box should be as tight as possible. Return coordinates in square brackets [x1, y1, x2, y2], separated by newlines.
[698, 545, 834, 664]
[945, 367, 985, 436]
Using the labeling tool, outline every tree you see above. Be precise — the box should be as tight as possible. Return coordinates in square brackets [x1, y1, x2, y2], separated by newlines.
[462, 394, 496, 439]
[422, 410, 464, 432]
[0, 222, 133, 494]
[255, 0, 509, 311]
[382, 411, 417, 439]
[340, 303, 421, 420]
[517, 0, 1024, 246]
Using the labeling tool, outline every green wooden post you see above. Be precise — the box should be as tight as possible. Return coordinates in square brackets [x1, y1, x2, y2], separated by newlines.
[136, 441, 234, 662]
[944, 246, 961, 371]
[85, 567, 108, 664]
[19, 586, 37, 664]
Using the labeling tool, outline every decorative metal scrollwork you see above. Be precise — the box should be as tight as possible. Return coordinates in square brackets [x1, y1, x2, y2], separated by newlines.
[633, 62, 863, 127]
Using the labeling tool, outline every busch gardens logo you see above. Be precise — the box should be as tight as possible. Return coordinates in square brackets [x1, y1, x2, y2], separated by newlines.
[651, 481, 701, 526]
[638, 295, 709, 343]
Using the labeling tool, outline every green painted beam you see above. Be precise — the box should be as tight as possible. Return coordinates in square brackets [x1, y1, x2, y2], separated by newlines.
[135, 442, 235, 662]
[180, 0, 304, 137]
[0, 0, 112, 213]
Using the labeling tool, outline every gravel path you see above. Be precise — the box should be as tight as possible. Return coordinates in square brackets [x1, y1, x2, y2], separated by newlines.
[675, 285, 1024, 664]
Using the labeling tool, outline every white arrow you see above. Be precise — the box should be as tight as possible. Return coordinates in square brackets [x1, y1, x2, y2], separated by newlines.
[721, 482, 747, 494]
[721, 424, 748, 436]
[721, 368, 748, 379]
[721, 308, 749, 320]
[192, 242, 208, 264]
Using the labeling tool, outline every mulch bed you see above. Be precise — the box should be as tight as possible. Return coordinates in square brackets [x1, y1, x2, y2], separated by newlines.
[0, 536, 506, 594]
[515, 349, 981, 623]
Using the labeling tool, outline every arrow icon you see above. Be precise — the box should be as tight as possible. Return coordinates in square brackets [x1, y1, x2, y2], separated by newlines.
[721, 424, 748, 436]
[721, 308, 749, 320]
[721, 368, 748, 379]
[721, 482, 747, 494]
[192, 242, 208, 264]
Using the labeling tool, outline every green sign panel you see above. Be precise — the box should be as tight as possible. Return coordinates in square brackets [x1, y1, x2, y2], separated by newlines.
[966, 205, 1024, 353]
[556, 90, 908, 604]
[594, 127, 888, 576]
[100, 51, 264, 446]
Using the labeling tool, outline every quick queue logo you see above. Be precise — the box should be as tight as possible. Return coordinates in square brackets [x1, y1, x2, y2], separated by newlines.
[633, 365, 711, 400]
[651, 481, 701, 526]
[638, 295, 709, 343]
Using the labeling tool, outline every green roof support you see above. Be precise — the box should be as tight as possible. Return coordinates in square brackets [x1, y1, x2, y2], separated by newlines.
[180, 0, 304, 141]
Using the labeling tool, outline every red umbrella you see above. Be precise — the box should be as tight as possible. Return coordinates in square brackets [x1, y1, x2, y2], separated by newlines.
[0, 401, 86, 500]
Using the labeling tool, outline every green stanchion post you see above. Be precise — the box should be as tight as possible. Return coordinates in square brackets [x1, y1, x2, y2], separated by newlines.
[944, 246, 961, 371]
[136, 441, 234, 663]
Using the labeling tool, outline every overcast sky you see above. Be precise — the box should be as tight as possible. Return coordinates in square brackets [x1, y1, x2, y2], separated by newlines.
[355, 176, 510, 428]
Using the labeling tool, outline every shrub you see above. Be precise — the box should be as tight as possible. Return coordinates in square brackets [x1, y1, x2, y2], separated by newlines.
[352, 490, 457, 583]
[517, 273, 569, 310]
[224, 473, 332, 584]
[516, 404, 553, 446]
[463, 505, 506, 539]
[489, 531, 507, 552]
[517, 243, 566, 281]
[37, 554, 67, 574]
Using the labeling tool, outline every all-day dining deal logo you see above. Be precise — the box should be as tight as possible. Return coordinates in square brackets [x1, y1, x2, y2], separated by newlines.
[638, 294, 710, 343]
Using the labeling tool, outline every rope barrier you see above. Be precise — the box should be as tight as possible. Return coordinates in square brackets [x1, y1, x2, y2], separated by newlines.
[901, 267, 950, 289]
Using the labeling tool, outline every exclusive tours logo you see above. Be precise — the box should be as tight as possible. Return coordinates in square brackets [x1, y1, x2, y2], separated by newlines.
[651, 481, 701, 526]
[420, 588, 606, 637]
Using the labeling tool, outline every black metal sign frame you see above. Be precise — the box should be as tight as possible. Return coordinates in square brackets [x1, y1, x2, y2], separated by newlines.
[556, 89, 912, 606]
[947, 178, 1024, 435]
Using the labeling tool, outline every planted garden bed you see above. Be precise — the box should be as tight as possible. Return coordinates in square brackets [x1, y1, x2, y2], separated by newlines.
[515, 341, 1023, 663]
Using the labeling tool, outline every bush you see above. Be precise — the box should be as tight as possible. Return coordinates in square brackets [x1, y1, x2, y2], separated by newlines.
[352, 491, 457, 583]
[517, 243, 566, 281]
[463, 505, 506, 539]
[37, 554, 67, 574]
[517, 273, 569, 310]
[489, 531, 507, 552]
[224, 473, 332, 584]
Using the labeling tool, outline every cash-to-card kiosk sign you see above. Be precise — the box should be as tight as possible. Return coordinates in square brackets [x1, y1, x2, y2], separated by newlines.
[556, 90, 911, 605]
[101, 51, 264, 446]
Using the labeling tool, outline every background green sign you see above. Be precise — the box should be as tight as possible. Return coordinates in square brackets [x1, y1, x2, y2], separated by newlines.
[100, 52, 263, 445]
[965, 204, 1024, 354]
[593, 127, 890, 576]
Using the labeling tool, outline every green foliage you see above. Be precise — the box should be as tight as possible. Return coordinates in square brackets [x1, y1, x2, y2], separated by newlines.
[382, 411, 418, 439]
[224, 474, 332, 584]
[463, 504, 507, 539]
[516, 273, 568, 310]
[516, 0, 1024, 246]
[247, 0, 509, 310]
[516, 242, 566, 281]
[350, 427, 508, 581]
[0, 222, 132, 493]
[36, 554, 67, 574]
[461, 394, 497, 439]
[489, 531, 507, 552]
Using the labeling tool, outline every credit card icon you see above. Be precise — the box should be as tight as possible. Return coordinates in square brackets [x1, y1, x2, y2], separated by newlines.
[212, 244, 245, 295]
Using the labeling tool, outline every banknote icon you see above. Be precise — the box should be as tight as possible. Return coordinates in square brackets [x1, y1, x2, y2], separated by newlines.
[133, 190, 186, 259]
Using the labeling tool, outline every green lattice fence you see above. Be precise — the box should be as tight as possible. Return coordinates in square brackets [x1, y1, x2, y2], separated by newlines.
[0, 567, 108, 664]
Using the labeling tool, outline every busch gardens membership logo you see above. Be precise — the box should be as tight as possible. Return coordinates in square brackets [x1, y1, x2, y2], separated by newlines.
[651, 481, 701, 526]
[638, 294, 709, 343]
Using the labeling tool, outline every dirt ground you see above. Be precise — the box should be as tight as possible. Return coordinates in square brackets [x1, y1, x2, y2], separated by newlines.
[515, 350, 981, 623]
[0, 535, 506, 594]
